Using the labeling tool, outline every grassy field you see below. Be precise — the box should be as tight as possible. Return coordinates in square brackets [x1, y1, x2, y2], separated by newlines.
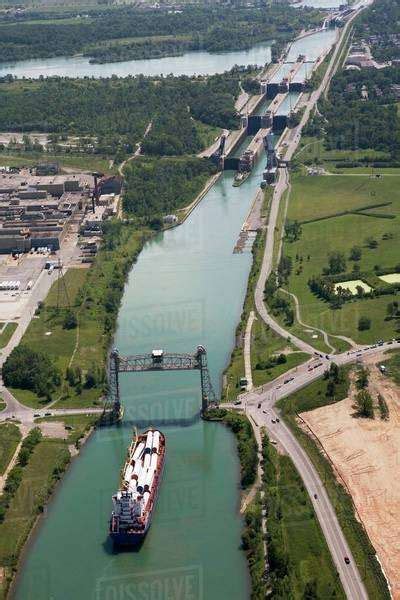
[278, 371, 391, 600]
[0, 152, 115, 175]
[385, 349, 400, 384]
[0, 323, 17, 349]
[0, 438, 70, 600]
[222, 228, 267, 402]
[35, 414, 97, 446]
[280, 172, 400, 343]
[193, 120, 221, 151]
[250, 318, 309, 386]
[10, 226, 147, 409]
[263, 437, 345, 598]
[278, 365, 350, 416]
[0, 423, 21, 475]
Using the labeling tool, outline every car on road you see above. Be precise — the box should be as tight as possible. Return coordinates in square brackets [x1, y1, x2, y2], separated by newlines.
[314, 494, 318, 499]
[344, 557, 350, 565]
[44, 412, 52, 416]
[257, 402, 261, 408]
[234, 400, 242, 405]
[34, 413, 40, 417]
[271, 419, 276, 424]
[276, 418, 280, 422]
[263, 410, 268, 414]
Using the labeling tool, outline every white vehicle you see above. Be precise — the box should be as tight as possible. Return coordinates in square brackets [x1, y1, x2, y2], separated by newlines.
[26, 280, 33, 290]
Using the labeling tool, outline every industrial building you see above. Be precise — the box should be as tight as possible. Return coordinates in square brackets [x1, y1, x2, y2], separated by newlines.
[0, 171, 94, 254]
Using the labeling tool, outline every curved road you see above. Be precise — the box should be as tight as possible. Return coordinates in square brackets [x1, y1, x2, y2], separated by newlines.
[250, 2, 379, 597]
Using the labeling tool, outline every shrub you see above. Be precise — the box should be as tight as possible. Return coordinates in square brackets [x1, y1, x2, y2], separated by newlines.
[358, 316, 371, 331]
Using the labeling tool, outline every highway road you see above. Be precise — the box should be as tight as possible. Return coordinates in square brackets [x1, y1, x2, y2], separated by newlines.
[232, 342, 399, 600]
[247, 1, 379, 597]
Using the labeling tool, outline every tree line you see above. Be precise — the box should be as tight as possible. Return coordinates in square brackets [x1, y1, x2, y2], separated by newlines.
[0, 4, 322, 63]
[0, 71, 241, 157]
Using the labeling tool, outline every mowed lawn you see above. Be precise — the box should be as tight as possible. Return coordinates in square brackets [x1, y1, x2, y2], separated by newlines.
[11, 268, 104, 408]
[0, 323, 17, 349]
[250, 318, 309, 386]
[282, 174, 400, 343]
[0, 439, 69, 596]
[0, 423, 21, 475]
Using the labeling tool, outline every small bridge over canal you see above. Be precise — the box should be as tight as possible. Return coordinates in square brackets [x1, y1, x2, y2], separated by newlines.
[105, 345, 217, 421]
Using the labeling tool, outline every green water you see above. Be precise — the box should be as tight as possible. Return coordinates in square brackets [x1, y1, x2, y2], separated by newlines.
[14, 29, 338, 600]
[14, 163, 269, 600]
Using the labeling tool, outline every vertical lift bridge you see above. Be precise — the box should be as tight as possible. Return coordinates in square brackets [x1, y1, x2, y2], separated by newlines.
[107, 345, 217, 420]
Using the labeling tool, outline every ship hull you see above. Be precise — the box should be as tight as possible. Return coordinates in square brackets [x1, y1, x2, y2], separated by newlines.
[110, 529, 147, 546]
[109, 428, 165, 547]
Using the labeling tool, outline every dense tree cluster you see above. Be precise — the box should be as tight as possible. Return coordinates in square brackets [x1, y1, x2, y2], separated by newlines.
[356, 0, 400, 62]
[320, 0, 400, 160]
[0, 4, 321, 63]
[2, 345, 61, 399]
[142, 111, 201, 156]
[123, 156, 215, 217]
[0, 73, 240, 155]
[224, 411, 258, 488]
[321, 66, 400, 159]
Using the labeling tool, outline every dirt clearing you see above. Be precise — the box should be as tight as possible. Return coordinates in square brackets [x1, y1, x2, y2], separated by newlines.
[300, 363, 400, 598]
[38, 421, 68, 440]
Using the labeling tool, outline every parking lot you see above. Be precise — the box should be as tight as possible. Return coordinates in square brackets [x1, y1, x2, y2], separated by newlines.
[0, 254, 47, 293]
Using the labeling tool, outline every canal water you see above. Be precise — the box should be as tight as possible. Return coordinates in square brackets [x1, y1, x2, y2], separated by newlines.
[14, 28, 338, 600]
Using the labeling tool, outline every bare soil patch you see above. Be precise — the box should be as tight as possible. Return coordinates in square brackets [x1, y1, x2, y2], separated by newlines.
[300, 365, 400, 598]
[38, 421, 68, 440]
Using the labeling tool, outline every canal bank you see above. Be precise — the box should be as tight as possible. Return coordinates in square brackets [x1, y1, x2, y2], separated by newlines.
[11, 27, 339, 600]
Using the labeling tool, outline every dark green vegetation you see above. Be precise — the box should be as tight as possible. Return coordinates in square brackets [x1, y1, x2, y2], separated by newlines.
[241, 496, 265, 600]
[7, 222, 149, 409]
[314, 0, 400, 162]
[3, 345, 61, 401]
[377, 393, 389, 420]
[123, 157, 215, 218]
[224, 411, 258, 488]
[279, 371, 391, 600]
[0, 4, 321, 63]
[261, 434, 344, 599]
[0, 423, 21, 475]
[321, 66, 400, 160]
[206, 408, 257, 488]
[0, 72, 241, 158]
[0, 432, 70, 599]
[356, 0, 400, 62]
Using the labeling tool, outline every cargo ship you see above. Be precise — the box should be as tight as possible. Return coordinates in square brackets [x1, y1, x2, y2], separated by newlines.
[109, 429, 166, 545]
